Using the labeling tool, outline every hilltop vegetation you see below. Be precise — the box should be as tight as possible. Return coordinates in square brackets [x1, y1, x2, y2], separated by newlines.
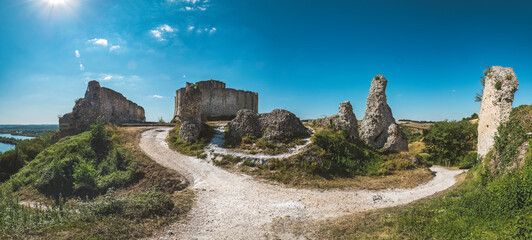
[0, 123, 193, 239]
[0, 134, 52, 182]
[317, 105, 532, 239]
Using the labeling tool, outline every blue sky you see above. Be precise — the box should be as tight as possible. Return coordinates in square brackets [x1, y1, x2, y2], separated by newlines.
[0, 0, 530, 124]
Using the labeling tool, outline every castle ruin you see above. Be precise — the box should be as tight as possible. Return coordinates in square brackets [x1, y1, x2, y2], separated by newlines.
[174, 80, 258, 121]
[53, 80, 145, 141]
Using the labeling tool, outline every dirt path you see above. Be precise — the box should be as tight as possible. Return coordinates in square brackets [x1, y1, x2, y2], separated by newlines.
[140, 128, 465, 239]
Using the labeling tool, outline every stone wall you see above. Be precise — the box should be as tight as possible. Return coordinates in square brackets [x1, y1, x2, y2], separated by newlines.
[54, 81, 145, 140]
[477, 66, 519, 158]
[174, 80, 258, 121]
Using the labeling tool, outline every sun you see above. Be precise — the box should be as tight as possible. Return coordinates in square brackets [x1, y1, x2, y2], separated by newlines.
[47, 0, 67, 5]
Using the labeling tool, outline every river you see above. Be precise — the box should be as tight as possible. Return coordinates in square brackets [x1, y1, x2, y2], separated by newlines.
[0, 134, 35, 153]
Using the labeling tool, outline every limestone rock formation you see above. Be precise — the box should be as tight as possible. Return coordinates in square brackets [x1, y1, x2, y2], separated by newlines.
[179, 120, 202, 143]
[175, 83, 203, 143]
[477, 66, 519, 158]
[53, 80, 145, 141]
[227, 109, 262, 139]
[309, 101, 359, 140]
[336, 101, 359, 139]
[360, 75, 408, 152]
[175, 82, 202, 123]
[227, 109, 310, 142]
[260, 109, 310, 141]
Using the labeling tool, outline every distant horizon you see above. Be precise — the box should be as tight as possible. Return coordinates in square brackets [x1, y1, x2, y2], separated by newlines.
[1, 0, 531, 124]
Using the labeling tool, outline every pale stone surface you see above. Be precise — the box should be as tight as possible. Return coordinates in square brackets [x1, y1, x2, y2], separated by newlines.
[227, 109, 262, 139]
[360, 75, 408, 152]
[175, 80, 258, 121]
[54, 80, 145, 141]
[179, 120, 202, 143]
[336, 101, 359, 140]
[260, 109, 310, 141]
[227, 109, 310, 142]
[309, 101, 359, 140]
[477, 66, 519, 158]
[175, 83, 204, 143]
[175, 82, 202, 123]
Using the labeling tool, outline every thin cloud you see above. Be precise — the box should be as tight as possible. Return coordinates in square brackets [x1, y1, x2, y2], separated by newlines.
[167, 0, 209, 11]
[150, 24, 177, 41]
[151, 95, 164, 99]
[97, 74, 124, 81]
[87, 38, 108, 47]
[193, 27, 217, 34]
[75, 50, 80, 58]
[109, 45, 121, 51]
[79, 63, 84, 71]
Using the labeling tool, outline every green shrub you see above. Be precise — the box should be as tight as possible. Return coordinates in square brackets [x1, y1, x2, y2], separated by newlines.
[423, 120, 477, 166]
[90, 120, 111, 160]
[491, 105, 532, 174]
[458, 152, 479, 169]
[73, 159, 98, 196]
[495, 80, 502, 90]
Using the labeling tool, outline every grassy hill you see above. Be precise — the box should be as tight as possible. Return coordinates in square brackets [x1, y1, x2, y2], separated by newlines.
[0, 123, 193, 239]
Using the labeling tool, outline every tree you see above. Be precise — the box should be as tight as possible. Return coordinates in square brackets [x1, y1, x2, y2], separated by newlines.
[423, 120, 477, 166]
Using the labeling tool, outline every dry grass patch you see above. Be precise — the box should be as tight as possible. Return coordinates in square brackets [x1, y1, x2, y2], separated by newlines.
[408, 141, 426, 155]
[235, 164, 433, 190]
[312, 173, 466, 239]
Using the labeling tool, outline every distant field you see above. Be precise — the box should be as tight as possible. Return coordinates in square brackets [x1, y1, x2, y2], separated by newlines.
[397, 120, 433, 130]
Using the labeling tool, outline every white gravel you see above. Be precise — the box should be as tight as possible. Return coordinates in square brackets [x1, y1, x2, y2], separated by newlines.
[140, 127, 466, 239]
[204, 124, 312, 165]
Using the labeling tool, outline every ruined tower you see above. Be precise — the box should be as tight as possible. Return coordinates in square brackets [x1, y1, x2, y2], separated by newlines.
[174, 80, 258, 121]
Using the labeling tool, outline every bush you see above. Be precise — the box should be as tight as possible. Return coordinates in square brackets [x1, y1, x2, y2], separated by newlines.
[458, 152, 479, 169]
[73, 159, 98, 196]
[423, 120, 477, 166]
[90, 120, 110, 160]
[491, 105, 532, 174]
[265, 129, 383, 177]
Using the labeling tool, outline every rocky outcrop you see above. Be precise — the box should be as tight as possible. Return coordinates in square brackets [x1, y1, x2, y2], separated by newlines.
[310, 101, 359, 140]
[477, 66, 519, 158]
[227, 109, 262, 139]
[53, 81, 145, 141]
[179, 120, 202, 143]
[176, 83, 204, 143]
[175, 82, 202, 123]
[360, 75, 408, 152]
[260, 109, 310, 141]
[228, 109, 310, 142]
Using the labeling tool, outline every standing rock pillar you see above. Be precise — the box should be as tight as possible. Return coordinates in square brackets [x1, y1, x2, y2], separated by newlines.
[477, 66, 519, 158]
[360, 75, 408, 152]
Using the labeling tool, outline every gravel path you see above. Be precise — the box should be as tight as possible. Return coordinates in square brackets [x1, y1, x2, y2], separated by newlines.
[140, 127, 465, 239]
